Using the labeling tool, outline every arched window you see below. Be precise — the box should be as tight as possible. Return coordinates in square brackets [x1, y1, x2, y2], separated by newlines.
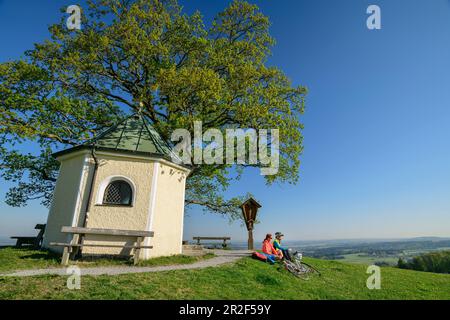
[102, 180, 133, 206]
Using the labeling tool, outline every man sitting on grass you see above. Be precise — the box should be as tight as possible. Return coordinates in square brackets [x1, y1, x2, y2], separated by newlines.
[273, 232, 292, 261]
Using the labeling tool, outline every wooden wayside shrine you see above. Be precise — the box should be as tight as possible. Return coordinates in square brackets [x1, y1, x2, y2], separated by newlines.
[240, 197, 262, 250]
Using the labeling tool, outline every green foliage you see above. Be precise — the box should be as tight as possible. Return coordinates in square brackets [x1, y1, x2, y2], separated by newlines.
[397, 251, 450, 274]
[0, 0, 307, 218]
[397, 257, 408, 269]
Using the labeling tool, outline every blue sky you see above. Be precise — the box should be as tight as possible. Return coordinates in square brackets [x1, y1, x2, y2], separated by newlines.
[1, 0, 450, 241]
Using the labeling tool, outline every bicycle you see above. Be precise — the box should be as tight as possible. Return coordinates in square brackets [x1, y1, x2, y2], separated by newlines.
[282, 251, 321, 280]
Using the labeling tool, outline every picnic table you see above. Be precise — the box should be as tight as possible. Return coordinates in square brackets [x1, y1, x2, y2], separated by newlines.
[193, 236, 231, 248]
[11, 224, 46, 249]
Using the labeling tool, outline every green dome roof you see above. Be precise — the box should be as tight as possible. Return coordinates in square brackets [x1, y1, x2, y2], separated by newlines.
[53, 113, 181, 165]
[93, 113, 172, 155]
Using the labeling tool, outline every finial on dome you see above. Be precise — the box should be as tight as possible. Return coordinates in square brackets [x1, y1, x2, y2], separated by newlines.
[134, 102, 144, 119]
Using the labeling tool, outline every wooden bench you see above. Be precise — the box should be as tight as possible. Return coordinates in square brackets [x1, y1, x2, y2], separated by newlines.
[193, 236, 231, 248]
[11, 224, 46, 249]
[50, 226, 154, 266]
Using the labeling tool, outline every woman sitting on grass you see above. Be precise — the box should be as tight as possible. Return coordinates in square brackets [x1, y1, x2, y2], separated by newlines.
[262, 234, 282, 264]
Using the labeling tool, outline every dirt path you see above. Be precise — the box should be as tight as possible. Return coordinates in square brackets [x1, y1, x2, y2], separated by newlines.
[0, 250, 252, 277]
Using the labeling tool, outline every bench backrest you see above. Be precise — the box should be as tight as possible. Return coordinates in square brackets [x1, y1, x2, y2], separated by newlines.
[193, 237, 231, 241]
[35, 224, 46, 245]
[35, 224, 46, 230]
[61, 226, 154, 237]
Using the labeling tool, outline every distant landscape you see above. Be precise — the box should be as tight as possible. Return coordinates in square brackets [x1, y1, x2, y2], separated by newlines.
[217, 237, 450, 266]
[3, 235, 450, 267]
[299, 238, 450, 266]
[0, 236, 14, 247]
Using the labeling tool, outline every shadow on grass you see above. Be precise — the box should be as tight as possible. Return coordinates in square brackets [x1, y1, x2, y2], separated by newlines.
[20, 253, 59, 261]
[1, 246, 56, 257]
[0, 245, 43, 251]
[1, 246, 217, 272]
[0, 246, 62, 273]
[0, 245, 16, 250]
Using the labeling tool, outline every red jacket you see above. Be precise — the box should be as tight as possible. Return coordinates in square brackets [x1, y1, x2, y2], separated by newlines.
[262, 240, 278, 255]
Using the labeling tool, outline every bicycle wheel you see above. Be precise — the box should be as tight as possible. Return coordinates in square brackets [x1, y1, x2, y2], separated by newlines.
[284, 261, 311, 280]
[295, 263, 312, 280]
[300, 262, 321, 276]
[284, 261, 297, 274]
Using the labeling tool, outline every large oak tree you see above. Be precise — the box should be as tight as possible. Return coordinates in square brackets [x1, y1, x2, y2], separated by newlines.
[0, 0, 306, 219]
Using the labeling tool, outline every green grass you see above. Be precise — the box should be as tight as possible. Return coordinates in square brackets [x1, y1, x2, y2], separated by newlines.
[0, 247, 215, 273]
[0, 253, 449, 300]
[335, 247, 450, 266]
[137, 253, 215, 267]
[338, 253, 399, 265]
[0, 247, 61, 273]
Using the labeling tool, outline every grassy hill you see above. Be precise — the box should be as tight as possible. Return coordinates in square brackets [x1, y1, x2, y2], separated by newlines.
[0, 247, 215, 273]
[0, 248, 449, 299]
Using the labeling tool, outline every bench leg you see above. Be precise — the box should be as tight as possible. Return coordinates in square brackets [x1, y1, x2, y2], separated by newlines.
[32, 239, 41, 250]
[69, 234, 80, 260]
[134, 237, 143, 266]
[61, 234, 78, 266]
[61, 246, 71, 266]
